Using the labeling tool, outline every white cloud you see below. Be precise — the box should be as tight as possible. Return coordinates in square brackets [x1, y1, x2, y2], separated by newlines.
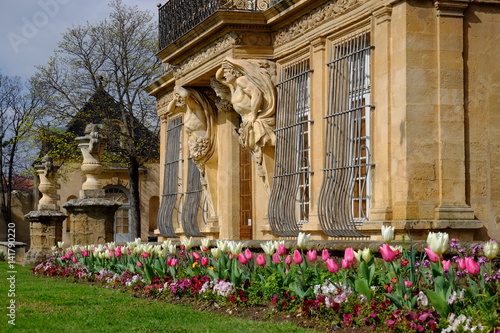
[0, 0, 158, 80]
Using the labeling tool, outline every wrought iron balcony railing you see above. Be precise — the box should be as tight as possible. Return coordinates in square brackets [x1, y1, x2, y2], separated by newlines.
[158, 0, 281, 51]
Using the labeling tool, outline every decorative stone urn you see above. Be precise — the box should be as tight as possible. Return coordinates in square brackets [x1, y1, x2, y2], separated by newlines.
[24, 155, 67, 265]
[63, 124, 121, 246]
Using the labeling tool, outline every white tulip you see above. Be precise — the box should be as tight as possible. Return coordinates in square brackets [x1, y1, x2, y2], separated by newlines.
[211, 247, 221, 259]
[381, 225, 395, 244]
[427, 232, 449, 255]
[181, 237, 194, 250]
[483, 240, 499, 260]
[260, 241, 276, 256]
[168, 244, 177, 255]
[201, 238, 211, 249]
[216, 239, 229, 253]
[297, 232, 311, 250]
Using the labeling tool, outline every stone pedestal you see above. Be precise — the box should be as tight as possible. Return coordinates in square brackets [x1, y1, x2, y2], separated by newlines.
[63, 193, 121, 246]
[24, 210, 67, 265]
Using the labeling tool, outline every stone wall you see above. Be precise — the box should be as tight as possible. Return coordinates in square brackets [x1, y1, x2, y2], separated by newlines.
[0, 191, 33, 248]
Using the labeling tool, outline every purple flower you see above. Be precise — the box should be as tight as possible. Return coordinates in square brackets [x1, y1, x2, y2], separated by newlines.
[450, 238, 459, 248]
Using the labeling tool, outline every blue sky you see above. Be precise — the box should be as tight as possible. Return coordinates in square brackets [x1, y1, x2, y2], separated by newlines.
[0, 0, 158, 81]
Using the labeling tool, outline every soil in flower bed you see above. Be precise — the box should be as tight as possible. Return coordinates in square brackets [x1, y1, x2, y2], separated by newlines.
[135, 292, 372, 333]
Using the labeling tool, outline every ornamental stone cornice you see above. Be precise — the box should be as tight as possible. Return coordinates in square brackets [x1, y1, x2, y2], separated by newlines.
[170, 31, 273, 80]
[273, 0, 367, 46]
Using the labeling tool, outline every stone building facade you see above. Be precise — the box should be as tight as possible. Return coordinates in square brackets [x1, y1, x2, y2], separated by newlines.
[147, 0, 500, 242]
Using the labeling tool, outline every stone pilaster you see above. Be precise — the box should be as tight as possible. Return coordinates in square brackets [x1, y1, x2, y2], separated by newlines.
[433, 0, 475, 220]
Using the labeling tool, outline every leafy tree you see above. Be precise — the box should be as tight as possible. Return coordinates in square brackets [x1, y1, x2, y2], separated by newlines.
[0, 72, 42, 232]
[32, 0, 161, 240]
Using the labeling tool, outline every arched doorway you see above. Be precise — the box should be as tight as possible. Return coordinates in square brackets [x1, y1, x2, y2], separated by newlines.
[104, 185, 130, 242]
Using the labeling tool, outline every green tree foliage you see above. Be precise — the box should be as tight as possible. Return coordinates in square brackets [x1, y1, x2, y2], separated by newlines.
[32, 0, 162, 239]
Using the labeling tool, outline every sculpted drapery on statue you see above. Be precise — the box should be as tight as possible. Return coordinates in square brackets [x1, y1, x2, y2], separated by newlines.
[166, 86, 217, 216]
[215, 58, 276, 164]
[166, 86, 217, 170]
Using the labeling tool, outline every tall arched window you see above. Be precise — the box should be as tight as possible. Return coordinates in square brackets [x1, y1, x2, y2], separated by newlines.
[104, 185, 130, 242]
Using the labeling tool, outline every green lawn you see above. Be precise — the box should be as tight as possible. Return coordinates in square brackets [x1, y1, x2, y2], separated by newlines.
[0, 262, 314, 333]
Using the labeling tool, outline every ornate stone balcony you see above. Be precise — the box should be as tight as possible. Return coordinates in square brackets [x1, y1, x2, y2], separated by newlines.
[158, 0, 279, 51]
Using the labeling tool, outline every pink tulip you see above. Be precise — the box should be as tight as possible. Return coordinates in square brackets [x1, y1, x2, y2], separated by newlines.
[244, 248, 253, 260]
[137, 261, 143, 268]
[114, 247, 122, 258]
[192, 251, 201, 261]
[109, 250, 114, 258]
[404, 279, 413, 288]
[141, 252, 150, 258]
[379, 244, 397, 262]
[67, 250, 74, 257]
[277, 244, 287, 256]
[201, 257, 209, 266]
[293, 250, 303, 264]
[344, 247, 355, 263]
[237, 253, 248, 265]
[306, 250, 317, 262]
[256, 254, 267, 266]
[166, 258, 177, 266]
[457, 258, 466, 270]
[465, 257, 480, 274]
[326, 258, 339, 273]
[442, 260, 451, 271]
[424, 247, 440, 263]
[127, 249, 131, 255]
[72, 256, 77, 263]
[322, 249, 330, 261]
[273, 253, 281, 264]
[285, 255, 292, 265]
[341, 258, 350, 270]
[82, 250, 89, 257]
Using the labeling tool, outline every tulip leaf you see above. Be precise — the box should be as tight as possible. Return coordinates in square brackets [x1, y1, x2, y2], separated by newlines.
[385, 292, 402, 309]
[424, 289, 449, 318]
[354, 278, 372, 302]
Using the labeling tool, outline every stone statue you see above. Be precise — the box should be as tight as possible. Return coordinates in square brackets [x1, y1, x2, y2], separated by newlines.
[80, 124, 108, 165]
[166, 86, 217, 215]
[166, 86, 217, 168]
[215, 57, 276, 166]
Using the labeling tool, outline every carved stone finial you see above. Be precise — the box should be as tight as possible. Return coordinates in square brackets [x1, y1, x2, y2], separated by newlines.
[35, 154, 60, 210]
[76, 124, 108, 193]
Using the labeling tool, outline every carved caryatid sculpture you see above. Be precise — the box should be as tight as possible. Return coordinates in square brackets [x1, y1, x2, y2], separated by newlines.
[215, 57, 276, 192]
[167, 86, 217, 215]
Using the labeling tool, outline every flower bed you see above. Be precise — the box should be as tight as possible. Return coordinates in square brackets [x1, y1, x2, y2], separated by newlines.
[33, 230, 500, 332]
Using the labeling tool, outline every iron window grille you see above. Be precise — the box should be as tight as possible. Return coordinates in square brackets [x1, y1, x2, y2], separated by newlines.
[269, 58, 313, 237]
[157, 117, 183, 238]
[181, 158, 206, 237]
[318, 31, 373, 238]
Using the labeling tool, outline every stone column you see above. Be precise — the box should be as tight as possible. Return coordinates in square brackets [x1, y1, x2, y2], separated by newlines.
[63, 124, 120, 246]
[24, 155, 67, 265]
